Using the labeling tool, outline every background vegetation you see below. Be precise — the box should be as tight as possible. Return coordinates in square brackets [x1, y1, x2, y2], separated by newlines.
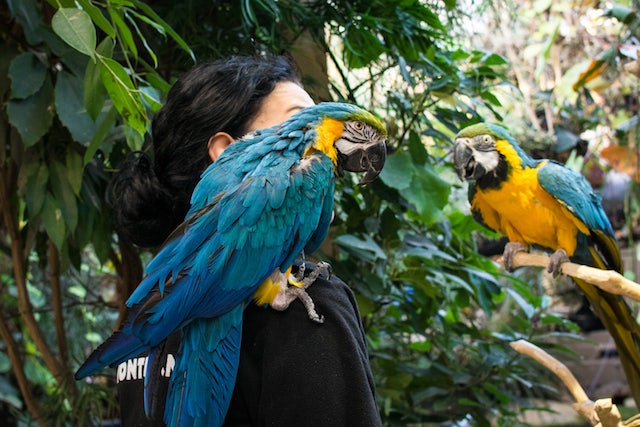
[0, 0, 638, 426]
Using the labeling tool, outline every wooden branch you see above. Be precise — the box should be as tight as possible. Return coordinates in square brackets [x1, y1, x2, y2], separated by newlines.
[0, 316, 45, 426]
[510, 340, 590, 404]
[510, 339, 625, 427]
[48, 240, 69, 366]
[47, 241, 78, 401]
[0, 167, 69, 408]
[504, 252, 640, 302]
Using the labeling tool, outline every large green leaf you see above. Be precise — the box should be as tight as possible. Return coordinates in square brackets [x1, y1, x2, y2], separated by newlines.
[50, 160, 79, 233]
[66, 149, 84, 196]
[379, 150, 413, 190]
[84, 38, 113, 120]
[51, 8, 97, 58]
[42, 192, 66, 250]
[8, 52, 47, 99]
[7, 0, 43, 45]
[55, 70, 97, 144]
[99, 57, 147, 135]
[6, 76, 54, 146]
[108, 8, 138, 58]
[76, 0, 116, 38]
[380, 150, 450, 224]
[133, 0, 196, 62]
[84, 106, 117, 164]
[24, 162, 49, 216]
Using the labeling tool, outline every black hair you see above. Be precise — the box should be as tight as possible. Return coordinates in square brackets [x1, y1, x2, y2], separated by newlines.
[108, 55, 300, 247]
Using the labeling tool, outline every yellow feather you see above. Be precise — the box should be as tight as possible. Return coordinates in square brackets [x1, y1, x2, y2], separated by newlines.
[303, 118, 343, 166]
[252, 266, 292, 306]
[473, 139, 590, 256]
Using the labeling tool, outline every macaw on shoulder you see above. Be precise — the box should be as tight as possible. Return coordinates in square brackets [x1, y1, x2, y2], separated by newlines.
[75, 102, 387, 426]
[453, 122, 640, 408]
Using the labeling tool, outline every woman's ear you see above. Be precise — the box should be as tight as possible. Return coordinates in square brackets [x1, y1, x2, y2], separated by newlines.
[207, 132, 234, 161]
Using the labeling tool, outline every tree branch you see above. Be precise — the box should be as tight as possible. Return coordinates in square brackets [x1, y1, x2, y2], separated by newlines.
[505, 252, 640, 302]
[0, 316, 45, 427]
[0, 165, 70, 402]
[47, 239, 77, 402]
[48, 240, 68, 363]
[510, 339, 629, 427]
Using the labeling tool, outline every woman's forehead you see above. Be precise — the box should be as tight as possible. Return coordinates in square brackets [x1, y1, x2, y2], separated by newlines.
[247, 82, 315, 132]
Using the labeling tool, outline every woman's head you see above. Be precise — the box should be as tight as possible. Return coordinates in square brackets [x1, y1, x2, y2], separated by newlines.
[109, 55, 302, 247]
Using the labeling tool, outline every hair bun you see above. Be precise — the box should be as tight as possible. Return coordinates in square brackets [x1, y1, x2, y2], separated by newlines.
[107, 152, 182, 248]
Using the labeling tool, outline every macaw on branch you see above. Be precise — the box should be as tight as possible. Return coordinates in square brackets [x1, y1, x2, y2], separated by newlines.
[453, 122, 640, 408]
[75, 102, 387, 426]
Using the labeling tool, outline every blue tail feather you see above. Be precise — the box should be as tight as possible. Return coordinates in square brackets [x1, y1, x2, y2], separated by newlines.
[165, 305, 244, 427]
[75, 330, 146, 379]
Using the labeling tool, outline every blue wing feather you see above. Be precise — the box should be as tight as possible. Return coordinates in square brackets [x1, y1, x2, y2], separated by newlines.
[537, 160, 621, 271]
[537, 161, 613, 236]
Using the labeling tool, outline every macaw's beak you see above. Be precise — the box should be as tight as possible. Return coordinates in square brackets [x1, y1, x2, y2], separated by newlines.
[338, 139, 387, 185]
[453, 139, 483, 181]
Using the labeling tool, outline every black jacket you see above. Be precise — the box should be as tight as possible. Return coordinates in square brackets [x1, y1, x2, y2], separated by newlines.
[116, 263, 381, 426]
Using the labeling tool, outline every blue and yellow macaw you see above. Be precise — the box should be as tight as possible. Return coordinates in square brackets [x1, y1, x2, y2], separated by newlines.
[453, 122, 640, 407]
[75, 102, 387, 426]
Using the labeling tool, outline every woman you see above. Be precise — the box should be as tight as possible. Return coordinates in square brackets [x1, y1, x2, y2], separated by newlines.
[108, 55, 382, 427]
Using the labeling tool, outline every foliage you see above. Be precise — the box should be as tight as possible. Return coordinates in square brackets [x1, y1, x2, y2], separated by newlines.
[0, 0, 598, 425]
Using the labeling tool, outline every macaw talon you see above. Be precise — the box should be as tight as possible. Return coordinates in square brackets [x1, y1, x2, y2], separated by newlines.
[270, 262, 331, 323]
[288, 263, 306, 288]
[291, 287, 325, 323]
[548, 248, 569, 277]
[305, 261, 332, 284]
[269, 287, 325, 324]
[502, 242, 529, 271]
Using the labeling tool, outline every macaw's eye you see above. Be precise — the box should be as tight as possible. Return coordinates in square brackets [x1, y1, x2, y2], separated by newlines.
[352, 121, 365, 131]
[473, 134, 494, 148]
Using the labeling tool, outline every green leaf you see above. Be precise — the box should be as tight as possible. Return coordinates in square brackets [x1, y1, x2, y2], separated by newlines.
[124, 12, 158, 67]
[9, 52, 47, 99]
[51, 8, 97, 58]
[133, 0, 196, 62]
[334, 234, 387, 262]
[99, 57, 147, 135]
[65, 149, 84, 196]
[379, 150, 413, 190]
[6, 75, 55, 146]
[76, 0, 116, 38]
[7, 0, 44, 45]
[84, 38, 113, 120]
[483, 53, 508, 66]
[109, 8, 138, 58]
[403, 164, 450, 225]
[55, 70, 96, 144]
[605, 5, 638, 24]
[379, 150, 451, 223]
[42, 193, 66, 250]
[344, 27, 385, 69]
[480, 90, 501, 107]
[50, 161, 78, 233]
[0, 46, 19, 101]
[0, 375, 22, 409]
[84, 106, 117, 164]
[25, 163, 49, 216]
[68, 284, 87, 299]
[37, 25, 89, 72]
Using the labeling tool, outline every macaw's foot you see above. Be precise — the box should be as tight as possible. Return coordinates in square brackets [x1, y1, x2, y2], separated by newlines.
[547, 248, 569, 277]
[269, 262, 332, 324]
[503, 242, 529, 271]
